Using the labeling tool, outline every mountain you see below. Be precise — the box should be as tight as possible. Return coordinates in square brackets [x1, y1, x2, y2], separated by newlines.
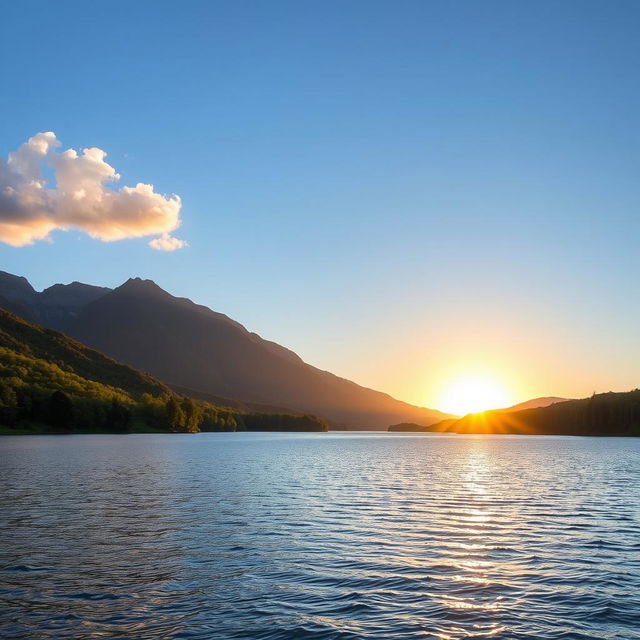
[0, 272, 451, 427]
[0, 271, 110, 330]
[502, 397, 568, 412]
[66, 278, 450, 427]
[37, 282, 111, 330]
[0, 272, 38, 321]
[395, 392, 640, 436]
[388, 419, 458, 432]
[0, 271, 37, 305]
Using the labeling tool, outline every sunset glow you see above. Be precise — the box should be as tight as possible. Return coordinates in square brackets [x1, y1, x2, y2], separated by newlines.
[439, 376, 512, 416]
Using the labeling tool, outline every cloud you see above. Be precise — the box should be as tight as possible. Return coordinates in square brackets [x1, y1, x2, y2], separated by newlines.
[148, 233, 188, 251]
[0, 132, 185, 249]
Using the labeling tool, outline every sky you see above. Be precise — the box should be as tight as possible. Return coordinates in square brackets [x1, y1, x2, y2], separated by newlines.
[1, 0, 640, 410]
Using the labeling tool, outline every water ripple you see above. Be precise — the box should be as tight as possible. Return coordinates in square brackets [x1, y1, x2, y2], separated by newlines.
[0, 433, 639, 639]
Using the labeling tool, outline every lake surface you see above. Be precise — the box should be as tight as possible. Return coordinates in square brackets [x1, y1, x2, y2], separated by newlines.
[0, 433, 639, 639]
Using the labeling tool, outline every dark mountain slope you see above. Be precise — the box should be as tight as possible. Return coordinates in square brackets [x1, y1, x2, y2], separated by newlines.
[0, 271, 37, 305]
[0, 270, 111, 330]
[66, 278, 450, 427]
[38, 282, 111, 330]
[0, 294, 34, 322]
[168, 384, 309, 417]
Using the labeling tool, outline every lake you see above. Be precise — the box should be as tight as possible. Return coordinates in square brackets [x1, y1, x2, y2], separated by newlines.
[1, 432, 639, 639]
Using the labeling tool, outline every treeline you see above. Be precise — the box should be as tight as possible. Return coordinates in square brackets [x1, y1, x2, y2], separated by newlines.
[0, 362, 235, 433]
[138, 394, 239, 432]
[242, 412, 327, 432]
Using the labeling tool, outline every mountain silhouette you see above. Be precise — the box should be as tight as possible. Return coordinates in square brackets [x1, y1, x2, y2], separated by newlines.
[502, 397, 568, 412]
[0, 272, 450, 427]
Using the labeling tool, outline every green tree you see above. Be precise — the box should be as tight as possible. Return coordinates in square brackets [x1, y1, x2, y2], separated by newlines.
[181, 397, 201, 433]
[165, 396, 185, 432]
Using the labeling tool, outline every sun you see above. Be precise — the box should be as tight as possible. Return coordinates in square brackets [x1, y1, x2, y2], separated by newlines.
[439, 375, 512, 416]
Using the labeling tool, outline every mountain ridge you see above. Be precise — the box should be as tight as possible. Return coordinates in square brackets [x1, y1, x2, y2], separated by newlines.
[502, 396, 569, 412]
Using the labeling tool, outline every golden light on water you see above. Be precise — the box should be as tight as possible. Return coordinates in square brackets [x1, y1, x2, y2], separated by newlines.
[439, 374, 513, 416]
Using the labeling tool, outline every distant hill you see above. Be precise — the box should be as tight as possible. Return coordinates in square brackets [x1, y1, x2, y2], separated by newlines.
[391, 392, 640, 436]
[0, 271, 450, 428]
[387, 397, 568, 432]
[388, 419, 458, 432]
[0, 308, 326, 433]
[502, 397, 568, 412]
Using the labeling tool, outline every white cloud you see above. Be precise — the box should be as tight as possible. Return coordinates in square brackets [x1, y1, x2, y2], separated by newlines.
[0, 132, 185, 249]
[148, 233, 188, 251]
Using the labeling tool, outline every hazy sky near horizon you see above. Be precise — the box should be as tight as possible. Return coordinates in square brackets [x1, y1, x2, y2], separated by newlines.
[1, 1, 640, 409]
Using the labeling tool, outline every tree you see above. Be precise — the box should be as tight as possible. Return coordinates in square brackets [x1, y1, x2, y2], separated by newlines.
[0, 380, 17, 408]
[181, 397, 201, 433]
[165, 396, 185, 432]
[48, 390, 74, 430]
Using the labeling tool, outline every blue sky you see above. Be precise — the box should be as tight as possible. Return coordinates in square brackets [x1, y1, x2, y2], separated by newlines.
[1, 1, 639, 407]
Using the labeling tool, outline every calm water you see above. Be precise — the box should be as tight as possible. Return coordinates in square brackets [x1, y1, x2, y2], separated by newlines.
[0, 433, 639, 640]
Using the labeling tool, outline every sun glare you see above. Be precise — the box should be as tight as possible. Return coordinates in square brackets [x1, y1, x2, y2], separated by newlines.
[439, 376, 512, 416]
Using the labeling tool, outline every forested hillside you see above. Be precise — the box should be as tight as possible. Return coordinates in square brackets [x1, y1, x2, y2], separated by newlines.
[0, 309, 327, 433]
